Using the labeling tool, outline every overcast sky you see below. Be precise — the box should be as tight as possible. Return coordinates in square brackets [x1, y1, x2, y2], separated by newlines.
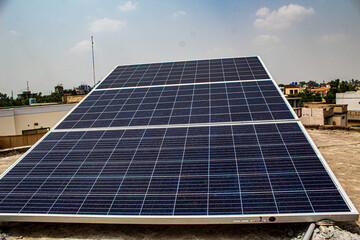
[1, 0, 359, 96]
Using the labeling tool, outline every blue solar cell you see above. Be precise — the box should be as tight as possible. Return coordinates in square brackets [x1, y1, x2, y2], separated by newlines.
[291, 156, 327, 173]
[274, 191, 313, 213]
[299, 172, 337, 190]
[239, 174, 272, 192]
[251, 112, 273, 121]
[78, 195, 116, 215]
[242, 192, 277, 214]
[264, 157, 296, 173]
[209, 175, 239, 193]
[141, 194, 176, 215]
[48, 194, 88, 214]
[174, 194, 207, 215]
[209, 193, 242, 215]
[269, 174, 304, 191]
[307, 190, 350, 212]
[271, 111, 295, 120]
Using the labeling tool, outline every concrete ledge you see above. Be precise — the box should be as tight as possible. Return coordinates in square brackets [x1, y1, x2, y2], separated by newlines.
[303, 124, 320, 129]
[0, 146, 30, 157]
[304, 124, 360, 132]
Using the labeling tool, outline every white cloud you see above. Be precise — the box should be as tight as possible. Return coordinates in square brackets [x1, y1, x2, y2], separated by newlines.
[256, 7, 270, 18]
[69, 40, 91, 52]
[254, 34, 280, 44]
[254, 4, 315, 30]
[318, 33, 346, 43]
[118, 1, 138, 12]
[89, 18, 126, 33]
[10, 30, 20, 36]
[258, 34, 280, 42]
[172, 10, 186, 18]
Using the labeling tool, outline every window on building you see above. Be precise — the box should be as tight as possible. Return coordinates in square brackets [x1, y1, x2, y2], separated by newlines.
[290, 90, 294, 94]
[294, 90, 298, 94]
[22, 127, 50, 135]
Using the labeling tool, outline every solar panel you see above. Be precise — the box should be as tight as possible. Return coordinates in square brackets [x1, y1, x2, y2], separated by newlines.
[56, 80, 294, 130]
[0, 56, 357, 224]
[0, 122, 351, 215]
[96, 57, 270, 90]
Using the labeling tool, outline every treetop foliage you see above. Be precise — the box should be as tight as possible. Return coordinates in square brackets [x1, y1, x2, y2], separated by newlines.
[324, 79, 357, 104]
[288, 88, 322, 103]
[0, 92, 62, 108]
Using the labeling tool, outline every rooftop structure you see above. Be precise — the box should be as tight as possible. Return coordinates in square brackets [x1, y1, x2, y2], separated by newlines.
[300, 102, 348, 126]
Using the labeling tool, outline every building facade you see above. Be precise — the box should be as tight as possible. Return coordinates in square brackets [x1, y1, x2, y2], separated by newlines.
[282, 84, 305, 95]
[0, 104, 76, 136]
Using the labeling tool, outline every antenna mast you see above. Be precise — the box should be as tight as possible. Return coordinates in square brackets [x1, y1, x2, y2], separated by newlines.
[91, 36, 96, 86]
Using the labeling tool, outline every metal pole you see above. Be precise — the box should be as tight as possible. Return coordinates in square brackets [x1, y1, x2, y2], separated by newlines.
[91, 36, 96, 86]
[303, 223, 316, 240]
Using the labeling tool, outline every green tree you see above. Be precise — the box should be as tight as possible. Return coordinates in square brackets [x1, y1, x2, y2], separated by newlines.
[36, 92, 46, 103]
[306, 80, 319, 88]
[300, 89, 322, 102]
[47, 92, 62, 102]
[0, 92, 12, 107]
[324, 79, 356, 104]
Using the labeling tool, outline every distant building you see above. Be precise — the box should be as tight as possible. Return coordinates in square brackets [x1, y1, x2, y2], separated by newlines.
[282, 84, 305, 95]
[311, 86, 330, 99]
[55, 85, 64, 94]
[62, 95, 87, 104]
[300, 103, 348, 126]
[17, 90, 37, 100]
[76, 84, 92, 94]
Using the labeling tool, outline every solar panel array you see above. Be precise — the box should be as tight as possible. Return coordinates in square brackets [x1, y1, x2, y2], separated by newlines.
[0, 56, 357, 223]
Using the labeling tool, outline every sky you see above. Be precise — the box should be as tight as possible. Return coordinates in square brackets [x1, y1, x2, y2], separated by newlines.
[0, 0, 360, 96]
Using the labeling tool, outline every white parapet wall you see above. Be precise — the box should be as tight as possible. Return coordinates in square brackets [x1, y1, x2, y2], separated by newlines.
[300, 108, 325, 125]
[0, 104, 76, 136]
[337, 91, 360, 111]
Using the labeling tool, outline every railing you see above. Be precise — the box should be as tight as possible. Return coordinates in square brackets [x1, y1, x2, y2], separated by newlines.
[0, 133, 46, 149]
[348, 110, 360, 121]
